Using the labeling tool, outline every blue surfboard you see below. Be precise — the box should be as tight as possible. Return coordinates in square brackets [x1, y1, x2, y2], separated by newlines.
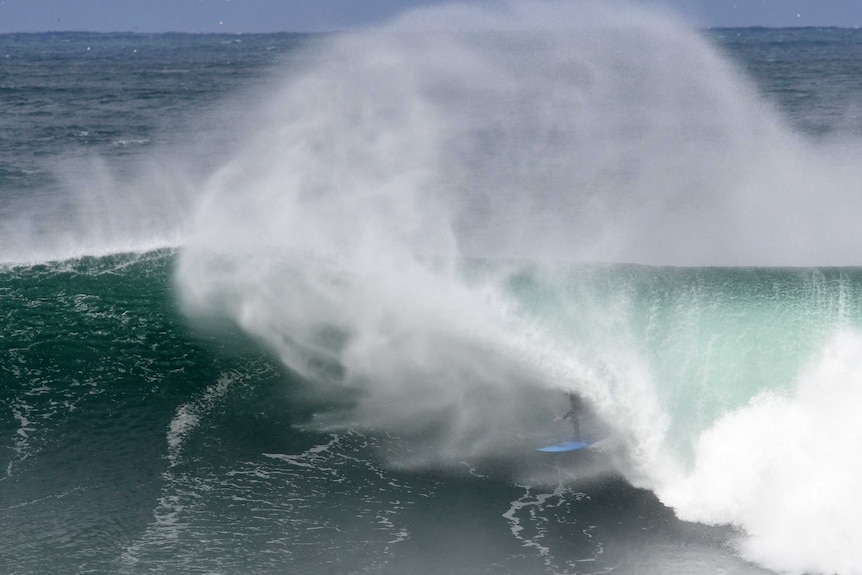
[537, 439, 594, 453]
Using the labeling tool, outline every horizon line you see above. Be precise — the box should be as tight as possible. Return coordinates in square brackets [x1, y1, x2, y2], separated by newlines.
[1, 24, 861, 36]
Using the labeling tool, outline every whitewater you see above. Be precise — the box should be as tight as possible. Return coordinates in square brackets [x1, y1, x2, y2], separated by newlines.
[3, 2, 862, 574]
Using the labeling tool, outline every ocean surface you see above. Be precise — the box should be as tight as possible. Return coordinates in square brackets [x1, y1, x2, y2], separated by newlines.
[3, 3, 862, 574]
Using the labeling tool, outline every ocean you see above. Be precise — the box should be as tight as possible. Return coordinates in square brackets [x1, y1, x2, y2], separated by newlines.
[3, 2, 862, 574]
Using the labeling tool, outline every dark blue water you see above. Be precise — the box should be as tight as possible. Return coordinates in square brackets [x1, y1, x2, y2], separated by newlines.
[3, 9, 862, 574]
[714, 27, 862, 136]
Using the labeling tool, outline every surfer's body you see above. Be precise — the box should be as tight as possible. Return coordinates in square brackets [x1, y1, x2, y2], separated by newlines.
[555, 392, 584, 441]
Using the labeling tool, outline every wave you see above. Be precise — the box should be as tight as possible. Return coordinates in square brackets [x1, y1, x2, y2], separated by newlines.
[7, 251, 860, 572]
[171, 3, 862, 574]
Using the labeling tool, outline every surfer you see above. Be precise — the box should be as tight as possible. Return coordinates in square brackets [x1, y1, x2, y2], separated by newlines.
[555, 392, 584, 441]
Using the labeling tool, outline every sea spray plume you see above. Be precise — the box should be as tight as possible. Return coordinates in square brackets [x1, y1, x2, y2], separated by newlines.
[175, 2, 759, 459]
[386, 1, 795, 266]
[394, 0, 862, 267]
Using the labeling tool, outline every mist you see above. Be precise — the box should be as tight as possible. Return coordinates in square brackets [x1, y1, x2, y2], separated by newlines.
[174, 0, 851, 464]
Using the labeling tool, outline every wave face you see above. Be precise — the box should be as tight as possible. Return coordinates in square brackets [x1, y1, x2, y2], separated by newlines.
[7, 253, 862, 574]
[6, 4, 862, 575]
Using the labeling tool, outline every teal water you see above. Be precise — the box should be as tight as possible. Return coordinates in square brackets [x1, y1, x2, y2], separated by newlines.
[0, 251, 779, 574]
[504, 264, 862, 457]
[4, 7, 862, 574]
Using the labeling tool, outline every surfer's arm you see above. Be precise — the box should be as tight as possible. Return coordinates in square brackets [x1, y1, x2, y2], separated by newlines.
[555, 409, 575, 421]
